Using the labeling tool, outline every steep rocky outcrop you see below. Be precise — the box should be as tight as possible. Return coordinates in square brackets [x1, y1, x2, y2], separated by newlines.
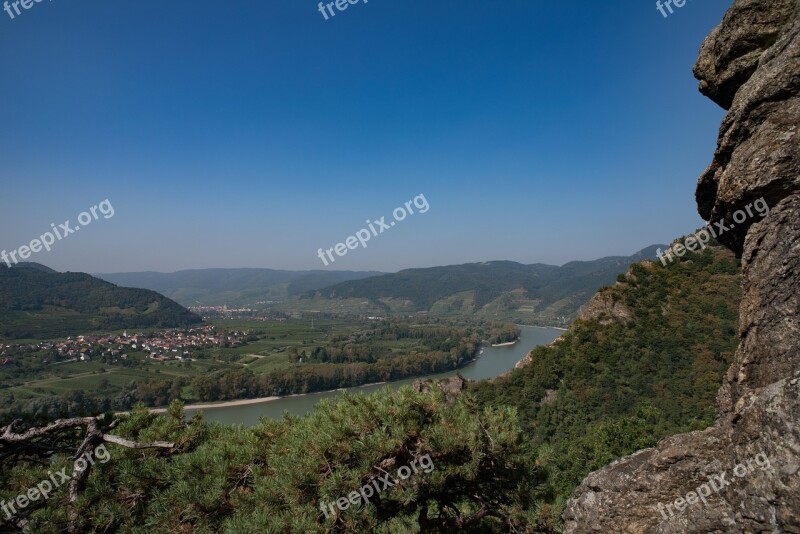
[576, 284, 633, 326]
[412, 375, 469, 404]
[513, 276, 635, 370]
[564, 1, 800, 532]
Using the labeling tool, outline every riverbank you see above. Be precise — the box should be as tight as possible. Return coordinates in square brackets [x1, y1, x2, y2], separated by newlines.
[512, 334, 566, 372]
[139, 326, 564, 425]
[491, 339, 519, 347]
[142, 329, 566, 416]
[169, 347, 495, 414]
[516, 324, 568, 331]
[146, 349, 485, 415]
[147, 360, 493, 415]
[146, 381, 395, 414]
[141, 354, 484, 415]
[148, 395, 281, 413]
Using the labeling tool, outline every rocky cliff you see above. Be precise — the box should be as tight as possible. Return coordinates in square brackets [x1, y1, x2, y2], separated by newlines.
[564, 0, 800, 532]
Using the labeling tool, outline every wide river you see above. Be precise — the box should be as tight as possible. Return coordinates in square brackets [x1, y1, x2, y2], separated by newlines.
[187, 325, 563, 426]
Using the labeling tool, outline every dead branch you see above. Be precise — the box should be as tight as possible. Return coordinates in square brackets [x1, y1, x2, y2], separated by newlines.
[0, 415, 177, 533]
[101, 435, 175, 449]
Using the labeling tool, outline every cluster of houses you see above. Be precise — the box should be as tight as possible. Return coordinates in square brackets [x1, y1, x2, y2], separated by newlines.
[0, 325, 248, 365]
[187, 305, 257, 318]
[187, 305, 292, 322]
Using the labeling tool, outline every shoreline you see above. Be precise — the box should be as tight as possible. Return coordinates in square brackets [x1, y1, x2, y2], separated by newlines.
[516, 324, 568, 331]
[146, 395, 281, 413]
[163, 349, 493, 414]
[138, 326, 566, 415]
[147, 355, 489, 414]
[491, 339, 519, 347]
[172, 381, 392, 413]
[145, 373, 446, 414]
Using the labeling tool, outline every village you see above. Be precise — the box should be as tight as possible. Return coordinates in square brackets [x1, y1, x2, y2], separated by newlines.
[0, 325, 248, 367]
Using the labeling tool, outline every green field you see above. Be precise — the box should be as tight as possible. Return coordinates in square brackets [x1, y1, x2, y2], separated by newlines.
[1, 318, 367, 401]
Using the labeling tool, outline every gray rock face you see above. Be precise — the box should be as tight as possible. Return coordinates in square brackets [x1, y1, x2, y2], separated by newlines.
[564, 0, 800, 531]
[576, 285, 633, 326]
[412, 375, 468, 404]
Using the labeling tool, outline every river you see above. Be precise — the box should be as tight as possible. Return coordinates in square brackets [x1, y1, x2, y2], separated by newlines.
[186, 325, 563, 426]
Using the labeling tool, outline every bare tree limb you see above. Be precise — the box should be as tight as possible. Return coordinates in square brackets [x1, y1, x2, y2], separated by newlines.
[1, 417, 98, 442]
[102, 435, 175, 449]
[0, 415, 178, 534]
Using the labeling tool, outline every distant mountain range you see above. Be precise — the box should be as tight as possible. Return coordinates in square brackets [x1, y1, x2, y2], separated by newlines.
[293, 246, 666, 326]
[91, 247, 664, 326]
[96, 268, 385, 307]
[0, 263, 201, 340]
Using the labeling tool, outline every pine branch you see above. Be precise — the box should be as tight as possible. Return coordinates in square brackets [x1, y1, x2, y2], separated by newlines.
[0, 415, 177, 533]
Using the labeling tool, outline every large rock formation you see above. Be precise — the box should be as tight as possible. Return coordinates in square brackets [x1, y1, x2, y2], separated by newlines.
[564, 0, 800, 531]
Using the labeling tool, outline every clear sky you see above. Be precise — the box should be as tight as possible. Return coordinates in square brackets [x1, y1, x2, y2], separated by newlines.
[0, 0, 733, 273]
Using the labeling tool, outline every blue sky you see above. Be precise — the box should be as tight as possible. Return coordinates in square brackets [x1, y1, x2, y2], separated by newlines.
[0, 0, 732, 273]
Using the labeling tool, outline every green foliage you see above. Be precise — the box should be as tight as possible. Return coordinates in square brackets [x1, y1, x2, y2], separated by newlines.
[97, 268, 385, 307]
[185, 323, 481, 402]
[3, 388, 533, 533]
[0, 320, 484, 423]
[304, 247, 666, 325]
[486, 322, 521, 345]
[470, 245, 741, 528]
[0, 264, 201, 340]
[0, 243, 742, 533]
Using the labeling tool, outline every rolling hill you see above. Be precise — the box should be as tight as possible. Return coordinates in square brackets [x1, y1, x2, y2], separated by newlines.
[96, 268, 384, 307]
[297, 246, 666, 326]
[0, 263, 202, 340]
[470, 241, 742, 526]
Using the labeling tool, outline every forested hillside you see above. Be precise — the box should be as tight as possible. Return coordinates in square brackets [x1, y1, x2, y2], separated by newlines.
[470, 242, 742, 527]
[97, 268, 384, 306]
[0, 264, 202, 340]
[300, 247, 664, 326]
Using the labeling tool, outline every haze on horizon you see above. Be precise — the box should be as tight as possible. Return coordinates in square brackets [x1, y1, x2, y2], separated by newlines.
[0, 1, 733, 274]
